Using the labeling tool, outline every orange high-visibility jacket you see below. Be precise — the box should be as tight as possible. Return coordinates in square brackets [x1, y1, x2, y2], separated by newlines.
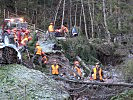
[61, 25, 68, 33]
[42, 56, 48, 64]
[74, 66, 82, 77]
[24, 33, 29, 39]
[36, 46, 42, 55]
[93, 67, 103, 80]
[48, 25, 54, 32]
[51, 64, 59, 75]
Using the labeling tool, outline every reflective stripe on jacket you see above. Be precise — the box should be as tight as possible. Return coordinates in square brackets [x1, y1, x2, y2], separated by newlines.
[36, 46, 42, 55]
[93, 67, 103, 80]
[51, 64, 59, 75]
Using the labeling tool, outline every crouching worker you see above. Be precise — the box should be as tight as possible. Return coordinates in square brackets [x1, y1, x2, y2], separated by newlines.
[90, 62, 104, 82]
[73, 61, 82, 79]
[41, 52, 48, 64]
[51, 60, 60, 78]
[32, 42, 42, 67]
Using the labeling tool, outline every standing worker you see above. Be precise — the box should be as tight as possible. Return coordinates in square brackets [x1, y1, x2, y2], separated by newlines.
[32, 42, 42, 67]
[48, 22, 55, 37]
[73, 61, 82, 79]
[61, 24, 68, 37]
[51, 60, 60, 77]
[90, 62, 104, 82]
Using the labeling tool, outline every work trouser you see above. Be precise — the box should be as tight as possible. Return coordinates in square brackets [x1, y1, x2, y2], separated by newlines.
[32, 54, 42, 66]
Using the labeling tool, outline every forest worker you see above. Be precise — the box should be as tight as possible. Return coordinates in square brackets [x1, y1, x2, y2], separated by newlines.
[61, 24, 68, 37]
[73, 61, 82, 79]
[48, 22, 55, 37]
[90, 62, 104, 82]
[41, 52, 48, 64]
[32, 42, 42, 66]
[51, 60, 60, 76]
[23, 30, 30, 40]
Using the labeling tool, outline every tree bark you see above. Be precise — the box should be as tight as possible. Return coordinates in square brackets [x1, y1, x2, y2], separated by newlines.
[61, 0, 65, 26]
[79, 7, 83, 28]
[54, 0, 62, 25]
[81, 0, 89, 40]
[117, 0, 121, 30]
[102, 0, 111, 43]
[69, 0, 72, 31]
[60, 78, 133, 87]
[88, 0, 94, 38]
[74, 4, 77, 26]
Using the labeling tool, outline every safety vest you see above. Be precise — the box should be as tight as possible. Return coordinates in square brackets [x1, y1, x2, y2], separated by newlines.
[51, 64, 59, 75]
[21, 38, 28, 46]
[36, 46, 42, 55]
[48, 25, 54, 32]
[74, 66, 82, 77]
[93, 67, 103, 80]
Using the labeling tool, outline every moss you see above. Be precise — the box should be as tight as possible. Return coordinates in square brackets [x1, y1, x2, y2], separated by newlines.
[0, 64, 69, 100]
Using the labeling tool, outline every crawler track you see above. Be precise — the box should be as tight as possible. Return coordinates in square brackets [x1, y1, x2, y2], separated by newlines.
[0, 46, 18, 65]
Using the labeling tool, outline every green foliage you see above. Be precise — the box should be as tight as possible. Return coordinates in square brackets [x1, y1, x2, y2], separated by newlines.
[28, 32, 37, 53]
[60, 36, 97, 65]
[111, 90, 133, 100]
[123, 59, 133, 83]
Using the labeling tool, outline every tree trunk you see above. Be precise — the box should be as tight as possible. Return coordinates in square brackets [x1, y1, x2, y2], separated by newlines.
[88, 0, 94, 38]
[74, 4, 77, 26]
[69, 0, 72, 31]
[117, 0, 121, 30]
[60, 78, 133, 87]
[81, 0, 89, 40]
[79, 7, 83, 29]
[102, 0, 111, 43]
[61, 0, 65, 26]
[54, 0, 62, 25]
